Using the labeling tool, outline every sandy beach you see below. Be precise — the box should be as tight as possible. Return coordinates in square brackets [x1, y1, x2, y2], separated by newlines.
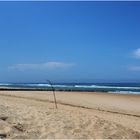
[0, 90, 140, 139]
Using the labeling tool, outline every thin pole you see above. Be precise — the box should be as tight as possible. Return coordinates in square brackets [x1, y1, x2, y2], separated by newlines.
[46, 80, 58, 109]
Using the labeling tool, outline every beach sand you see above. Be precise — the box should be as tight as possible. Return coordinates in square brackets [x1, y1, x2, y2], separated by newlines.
[0, 91, 140, 139]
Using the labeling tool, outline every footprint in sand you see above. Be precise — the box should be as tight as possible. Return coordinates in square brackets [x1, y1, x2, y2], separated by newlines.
[0, 119, 12, 139]
[0, 116, 8, 121]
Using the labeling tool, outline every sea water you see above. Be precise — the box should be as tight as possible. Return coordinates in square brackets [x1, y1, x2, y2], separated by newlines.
[0, 83, 140, 94]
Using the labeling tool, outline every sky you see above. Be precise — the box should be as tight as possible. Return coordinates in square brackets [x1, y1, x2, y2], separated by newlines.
[0, 1, 140, 83]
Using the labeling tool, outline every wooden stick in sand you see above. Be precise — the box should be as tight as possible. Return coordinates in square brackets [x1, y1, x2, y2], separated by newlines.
[46, 80, 58, 109]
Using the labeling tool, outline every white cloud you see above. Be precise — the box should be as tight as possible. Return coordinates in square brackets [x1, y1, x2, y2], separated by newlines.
[133, 48, 140, 58]
[9, 62, 75, 71]
[128, 66, 140, 71]
[46, 62, 75, 69]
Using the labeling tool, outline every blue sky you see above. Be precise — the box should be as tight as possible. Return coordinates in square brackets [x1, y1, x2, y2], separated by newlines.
[0, 1, 140, 83]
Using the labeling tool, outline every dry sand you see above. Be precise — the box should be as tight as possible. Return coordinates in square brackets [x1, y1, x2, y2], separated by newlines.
[0, 91, 140, 139]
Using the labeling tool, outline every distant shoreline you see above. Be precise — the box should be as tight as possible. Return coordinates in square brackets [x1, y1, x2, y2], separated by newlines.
[0, 87, 107, 92]
[1, 87, 140, 95]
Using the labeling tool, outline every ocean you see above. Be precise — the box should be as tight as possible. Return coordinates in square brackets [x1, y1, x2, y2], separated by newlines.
[0, 83, 140, 94]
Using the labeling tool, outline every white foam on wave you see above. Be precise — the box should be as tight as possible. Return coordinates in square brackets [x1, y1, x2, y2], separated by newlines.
[53, 85, 70, 88]
[75, 84, 140, 90]
[0, 83, 12, 86]
[27, 84, 69, 87]
[108, 91, 140, 95]
[18, 83, 70, 88]
[19, 83, 51, 87]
